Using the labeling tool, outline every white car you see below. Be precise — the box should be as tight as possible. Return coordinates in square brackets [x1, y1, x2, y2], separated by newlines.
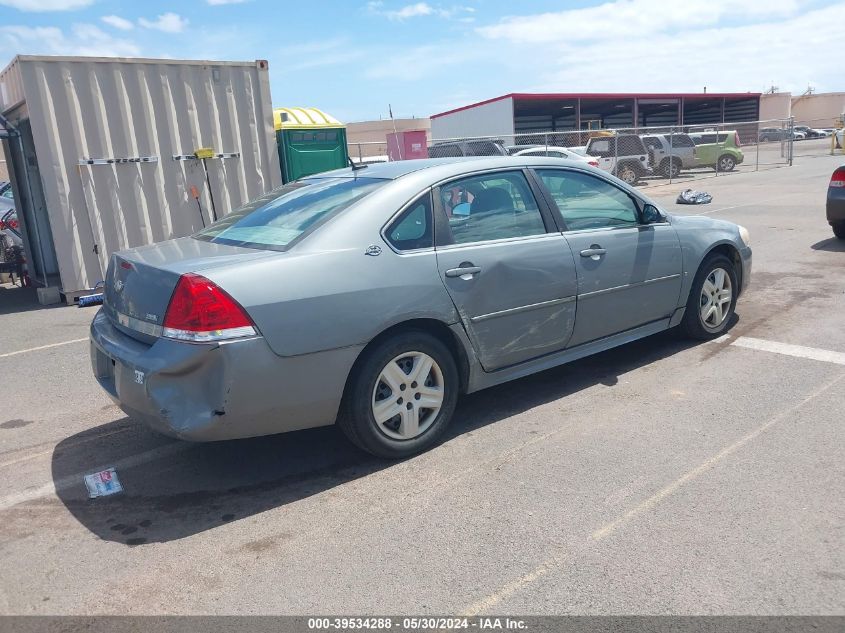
[513, 145, 599, 168]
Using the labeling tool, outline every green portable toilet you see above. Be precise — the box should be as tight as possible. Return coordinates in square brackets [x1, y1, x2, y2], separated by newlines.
[274, 107, 349, 183]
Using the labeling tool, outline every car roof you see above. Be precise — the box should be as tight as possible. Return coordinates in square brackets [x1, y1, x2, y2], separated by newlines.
[306, 156, 595, 181]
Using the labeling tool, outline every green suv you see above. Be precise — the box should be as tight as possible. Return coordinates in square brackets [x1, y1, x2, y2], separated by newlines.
[688, 131, 744, 171]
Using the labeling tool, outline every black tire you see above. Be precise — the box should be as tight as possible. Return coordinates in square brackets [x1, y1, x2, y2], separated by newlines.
[616, 163, 638, 185]
[680, 253, 739, 340]
[660, 158, 680, 178]
[338, 330, 459, 459]
[833, 222, 845, 240]
[717, 154, 736, 172]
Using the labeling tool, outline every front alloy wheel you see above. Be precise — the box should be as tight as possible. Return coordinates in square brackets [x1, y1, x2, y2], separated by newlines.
[680, 253, 738, 340]
[699, 268, 732, 330]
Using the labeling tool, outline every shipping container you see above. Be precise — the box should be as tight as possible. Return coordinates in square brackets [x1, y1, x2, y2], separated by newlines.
[0, 55, 281, 301]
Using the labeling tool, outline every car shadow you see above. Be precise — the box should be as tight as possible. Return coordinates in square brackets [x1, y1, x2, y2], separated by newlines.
[52, 328, 709, 546]
[0, 284, 66, 315]
[811, 237, 845, 252]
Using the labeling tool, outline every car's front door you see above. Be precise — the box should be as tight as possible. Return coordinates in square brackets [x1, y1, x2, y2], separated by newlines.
[434, 169, 578, 371]
[534, 168, 683, 347]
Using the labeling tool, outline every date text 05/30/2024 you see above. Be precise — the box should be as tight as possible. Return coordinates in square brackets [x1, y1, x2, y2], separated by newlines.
[307, 618, 528, 630]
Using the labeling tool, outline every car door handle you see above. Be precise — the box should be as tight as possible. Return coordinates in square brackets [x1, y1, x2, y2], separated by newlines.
[445, 265, 482, 278]
[580, 247, 607, 258]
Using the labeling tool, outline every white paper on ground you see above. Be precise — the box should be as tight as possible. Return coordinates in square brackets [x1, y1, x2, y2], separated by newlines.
[84, 467, 123, 498]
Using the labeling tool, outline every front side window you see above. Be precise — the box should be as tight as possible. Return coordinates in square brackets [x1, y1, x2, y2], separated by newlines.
[385, 192, 433, 251]
[536, 169, 640, 231]
[194, 177, 387, 251]
[438, 171, 546, 245]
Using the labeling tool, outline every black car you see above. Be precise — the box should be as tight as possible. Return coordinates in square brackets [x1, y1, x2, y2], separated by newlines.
[827, 165, 845, 239]
[794, 125, 823, 139]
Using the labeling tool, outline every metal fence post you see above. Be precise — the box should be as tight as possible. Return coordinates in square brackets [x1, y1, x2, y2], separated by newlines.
[613, 128, 618, 179]
[544, 132, 549, 155]
[669, 126, 674, 184]
[788, 116, 794, 166]
[755, 124, 760, 171]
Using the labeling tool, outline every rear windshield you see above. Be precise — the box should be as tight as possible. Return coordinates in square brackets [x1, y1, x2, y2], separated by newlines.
[193, 177, 386, 251]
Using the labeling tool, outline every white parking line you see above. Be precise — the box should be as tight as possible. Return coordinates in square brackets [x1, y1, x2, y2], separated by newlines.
[0, 337, 88, 358]
[0, 441, 193, 512]
[731, 336, 845, 366]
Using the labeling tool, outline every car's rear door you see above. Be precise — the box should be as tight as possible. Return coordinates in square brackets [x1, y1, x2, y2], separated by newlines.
[533, 168, 683, 347]
[434, 169, 578, 371]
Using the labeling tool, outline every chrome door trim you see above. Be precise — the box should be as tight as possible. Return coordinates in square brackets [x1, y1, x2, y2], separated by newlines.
[470, 295, 576, 323]
[579, 273, 681, 299]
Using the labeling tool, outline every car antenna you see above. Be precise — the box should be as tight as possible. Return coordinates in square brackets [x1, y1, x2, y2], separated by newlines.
[348, 157, 367, 174]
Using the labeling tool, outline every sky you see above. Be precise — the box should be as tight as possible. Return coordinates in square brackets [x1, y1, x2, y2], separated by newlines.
[0, 0, 842, 122]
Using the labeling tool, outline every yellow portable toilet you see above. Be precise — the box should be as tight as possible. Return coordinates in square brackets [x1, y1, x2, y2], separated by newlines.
[274, 107, 349, 182]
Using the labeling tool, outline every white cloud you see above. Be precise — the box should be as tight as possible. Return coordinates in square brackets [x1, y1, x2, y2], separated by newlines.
[138, 12, 189, 34]
[206, 0, 250, 4]
[478, 0, 802, 42]
[0, 23, 141, 57]
[101, 15, 134, 31]
[367, 1, 474, 21]
[0, 0, 93, 10]
[473, 1, 845, 95]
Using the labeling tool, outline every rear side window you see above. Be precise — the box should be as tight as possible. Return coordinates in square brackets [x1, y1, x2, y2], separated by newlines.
[438, 170, 546, 245]
[385, 192, 433, 251]
[669, 134, 695, 148]
[194, 177, 386, 251]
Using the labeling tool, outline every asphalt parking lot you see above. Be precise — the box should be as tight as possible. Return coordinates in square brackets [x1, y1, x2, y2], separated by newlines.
[0, 152, 843, 615]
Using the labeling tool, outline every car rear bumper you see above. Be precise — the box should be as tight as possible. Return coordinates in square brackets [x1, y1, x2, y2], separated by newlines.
[89, 309, 362, 441]
[827, 188, 845, 224]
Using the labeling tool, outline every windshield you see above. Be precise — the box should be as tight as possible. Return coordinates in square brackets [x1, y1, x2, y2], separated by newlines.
[194, 177, 387, 251]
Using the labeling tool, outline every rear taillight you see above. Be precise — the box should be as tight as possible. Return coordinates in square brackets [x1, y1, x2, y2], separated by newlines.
[830, 168, 845, 188]
[588, 160, 599, 167]
[0, 221, 5, 230]
[734, 132, 741, 148]
[162, 273, 256, 342]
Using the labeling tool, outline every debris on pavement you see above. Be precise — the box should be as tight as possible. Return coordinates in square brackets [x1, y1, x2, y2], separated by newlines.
[84, 468, 123, 498]
[676, 189, 713, 204]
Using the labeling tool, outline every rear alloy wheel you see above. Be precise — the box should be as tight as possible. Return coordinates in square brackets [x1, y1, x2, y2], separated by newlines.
[616, 164, 638, 185]
[681, 253, 738, 340]
[661, 159, 681, 178]
[339, 331, 458, 458]
[717, 155, 736, 172]
[833, 222, 845, 240]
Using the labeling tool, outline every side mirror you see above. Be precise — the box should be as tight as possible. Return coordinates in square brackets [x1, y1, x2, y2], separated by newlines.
[641, 203, 663, 224]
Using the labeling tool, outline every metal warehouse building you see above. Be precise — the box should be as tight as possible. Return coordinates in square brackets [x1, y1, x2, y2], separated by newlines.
[0, 55, 281, 302]
[430, 92, 762, 139]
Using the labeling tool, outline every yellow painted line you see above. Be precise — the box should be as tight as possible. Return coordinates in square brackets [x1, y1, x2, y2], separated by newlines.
[462, 556, 562, 617]
[591, 371, 845, 541]
[460, 371, 845, 614]
[0, 338, 87, 358]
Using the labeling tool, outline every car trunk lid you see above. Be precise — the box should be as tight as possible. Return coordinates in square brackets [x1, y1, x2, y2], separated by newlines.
[103, 237, 276, 344]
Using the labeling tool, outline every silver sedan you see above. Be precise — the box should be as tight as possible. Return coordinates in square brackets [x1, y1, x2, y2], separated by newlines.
[90, 157, 752, 458]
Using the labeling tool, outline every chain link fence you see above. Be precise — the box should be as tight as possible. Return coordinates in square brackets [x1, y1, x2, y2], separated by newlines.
[347, 117, 845, 188]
